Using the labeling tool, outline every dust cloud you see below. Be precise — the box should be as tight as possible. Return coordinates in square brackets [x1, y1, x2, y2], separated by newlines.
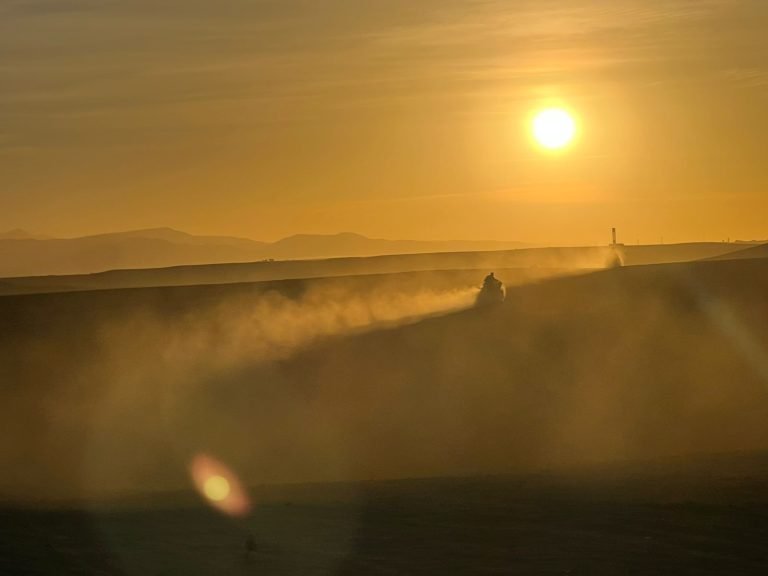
[0, 275, 481, 501]
[3, 260, 768, 505]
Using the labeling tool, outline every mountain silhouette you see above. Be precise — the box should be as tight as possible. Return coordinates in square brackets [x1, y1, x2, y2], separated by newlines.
[0, 228, 531, 277]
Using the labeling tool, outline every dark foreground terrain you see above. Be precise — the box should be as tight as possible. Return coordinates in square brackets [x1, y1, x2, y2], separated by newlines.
[3, 455, 768, 575]
[2, 255, 768, 574]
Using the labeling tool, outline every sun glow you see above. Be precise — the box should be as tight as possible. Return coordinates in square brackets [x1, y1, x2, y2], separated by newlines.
[532, 108, 577, 150]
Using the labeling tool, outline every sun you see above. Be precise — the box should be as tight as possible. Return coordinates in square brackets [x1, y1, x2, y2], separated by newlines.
[532, 108, 577, 150]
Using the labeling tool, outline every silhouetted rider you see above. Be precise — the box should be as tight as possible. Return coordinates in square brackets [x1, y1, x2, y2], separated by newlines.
[477, 272, 504, 306]
[483, 272, 501, 290]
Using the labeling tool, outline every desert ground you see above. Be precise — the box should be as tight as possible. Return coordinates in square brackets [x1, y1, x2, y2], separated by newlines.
[2, 243, 768, 574]
[3, 457, 768, 575]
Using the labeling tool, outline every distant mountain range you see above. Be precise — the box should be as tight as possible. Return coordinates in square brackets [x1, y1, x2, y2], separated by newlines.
[0, 228, 532, 277]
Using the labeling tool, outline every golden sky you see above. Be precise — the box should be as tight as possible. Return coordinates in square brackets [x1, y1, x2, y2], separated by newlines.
[2, 0, 767, 244]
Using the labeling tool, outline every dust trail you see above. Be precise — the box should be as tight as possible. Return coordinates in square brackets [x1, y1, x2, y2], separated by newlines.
[85, 283, 478, 495]
[153, 283, 478, 372]
[0, 277, 482, 500]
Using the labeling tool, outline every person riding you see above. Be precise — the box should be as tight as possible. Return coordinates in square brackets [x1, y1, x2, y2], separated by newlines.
[483, 272, 501, 291]
[477, 271, 504, 306]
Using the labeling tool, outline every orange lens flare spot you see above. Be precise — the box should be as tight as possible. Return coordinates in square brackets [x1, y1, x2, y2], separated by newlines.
[204, 475, 230, 501]
[190, 454, 251, 517]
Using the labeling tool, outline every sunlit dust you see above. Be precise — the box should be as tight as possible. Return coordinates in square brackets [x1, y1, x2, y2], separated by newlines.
[190, 453, 251, 517]
[532, 108, 577, 150]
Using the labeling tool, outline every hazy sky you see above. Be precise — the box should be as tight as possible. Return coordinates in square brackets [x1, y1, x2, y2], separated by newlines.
[2, 0, 767, 244]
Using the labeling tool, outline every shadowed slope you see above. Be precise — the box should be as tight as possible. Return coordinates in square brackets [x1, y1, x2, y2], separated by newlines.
[2, 259, 768, 502]
[244, 258, 768, 482]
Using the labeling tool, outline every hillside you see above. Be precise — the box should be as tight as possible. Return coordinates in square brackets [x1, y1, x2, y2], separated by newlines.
[706, 242, 768, 261]
[0, 241, 751, 296]
[0, 225, 753, 278]
[2, 257, 768, 502]
[0, 246, 605, 296]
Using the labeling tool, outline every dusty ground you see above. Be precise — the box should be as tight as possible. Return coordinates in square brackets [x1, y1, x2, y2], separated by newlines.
[3, 257, 768, 574]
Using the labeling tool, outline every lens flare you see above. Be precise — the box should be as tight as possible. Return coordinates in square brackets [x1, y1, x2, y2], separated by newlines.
[204, 475, 230, 502]
[190, 454, 251, 517]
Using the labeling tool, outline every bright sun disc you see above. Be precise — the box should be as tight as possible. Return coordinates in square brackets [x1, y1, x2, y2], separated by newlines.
[532, 108, 576, 150]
